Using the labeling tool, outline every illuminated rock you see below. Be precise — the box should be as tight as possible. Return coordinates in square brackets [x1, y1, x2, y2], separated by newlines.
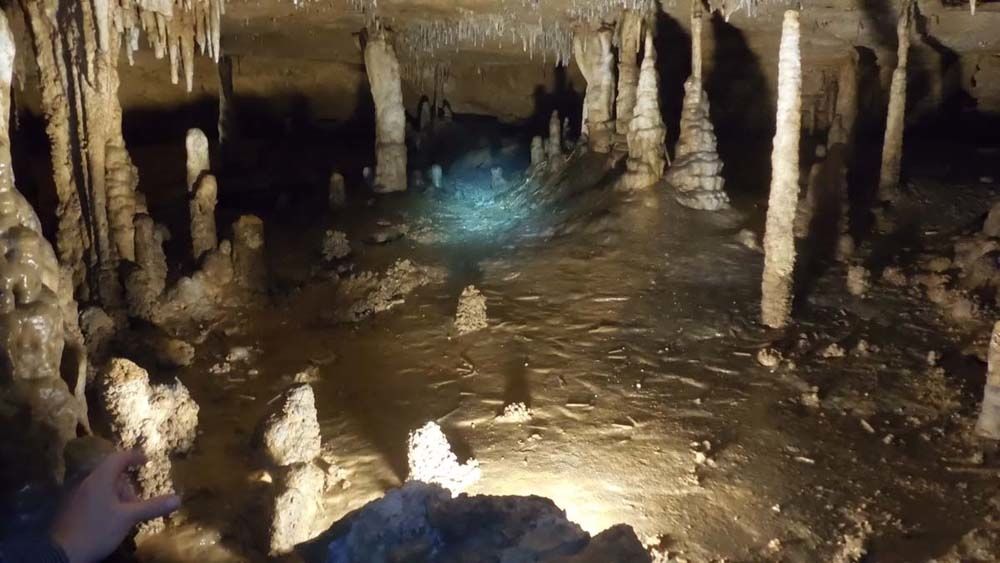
[573, 25, 616, 153]
[615, 9, 643, 140]
[106, 142, 139, 262]
[406, 421, 480, 495]
[270, 461, 325, 556]
[977, 321, 1000, 439]
[430, 164, 443, 189]
[547, 111, 563, 160]
[622, 31, 667, 191]
[878, 1, 913, 202]
[454, 285, 487, 335]
[256, 384, 322, 467]
[760, 11, 802, 329]
[186, 128, 210, 194]
[531, 136, 545, 168]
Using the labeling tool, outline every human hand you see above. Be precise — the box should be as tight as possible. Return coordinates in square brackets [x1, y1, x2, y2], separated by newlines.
[51, 449, 181, 563]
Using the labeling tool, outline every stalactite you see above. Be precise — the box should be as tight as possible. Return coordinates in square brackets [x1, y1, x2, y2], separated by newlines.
[191, 174, 218, 261]
[573, 25, 616, 153]
[878, 0, 913, 202]
[760, 10, 802, 330]
[622, 31, 667, 190]
[664, 0, 730, 211]
[218, 54, 235, 146]
[976, 321, 1000, 439]
[0, 11, 88, 481]
[364, 28, 408, 193]
[615, 10, 643, 140]
[186, 128, 210, 193]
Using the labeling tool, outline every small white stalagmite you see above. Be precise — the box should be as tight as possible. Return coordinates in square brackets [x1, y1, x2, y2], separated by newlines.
[878, 1, 913, 201]
[622, 31, 667, 190]
[364, 29, 408, 193]
[573, 25, 616, 153]
[547, 110, 563, 160]
[186, 128, 210, 194]
[760, 11, 803, 329]
[530, 136, 545, 169]
[976, 321, 1000, 439]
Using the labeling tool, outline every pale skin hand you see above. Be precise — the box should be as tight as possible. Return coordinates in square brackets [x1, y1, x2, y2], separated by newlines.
[51, 450, 181, 563]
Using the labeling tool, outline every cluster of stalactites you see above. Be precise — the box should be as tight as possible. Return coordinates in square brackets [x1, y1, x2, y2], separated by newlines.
[567, 0, 657, 22]
[397, 16, 575, 67]
[113, 0, 225, 92]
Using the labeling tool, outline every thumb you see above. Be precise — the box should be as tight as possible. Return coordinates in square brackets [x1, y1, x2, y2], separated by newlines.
[123, 494, 181, 524]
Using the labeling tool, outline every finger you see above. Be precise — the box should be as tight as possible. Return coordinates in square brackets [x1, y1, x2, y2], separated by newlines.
[124, 494, 181, 523]
[117, 474, 139, 502]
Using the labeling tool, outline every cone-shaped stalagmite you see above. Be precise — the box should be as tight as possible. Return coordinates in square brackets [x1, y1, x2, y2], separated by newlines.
[761, 11, 803, 329]
[878, 1, 913, 201]
[977, 321, 1000, 439]
[547, 111, 563, 160]
[615, 11, 643, 140]
[186, 128, 210, 194]
[622, 32, 667, 190]
[0, 11, 88, 481]
[574, 25, 616, 154]
[364, 29, 408, 193]
[665, 0, 730, 211]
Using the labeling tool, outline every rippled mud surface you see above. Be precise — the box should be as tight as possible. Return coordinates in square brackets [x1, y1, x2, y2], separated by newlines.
[139, 149, 1000, 562]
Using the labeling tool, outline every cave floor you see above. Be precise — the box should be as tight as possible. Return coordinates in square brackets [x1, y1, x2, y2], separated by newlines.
[135, 147, 1000, 562]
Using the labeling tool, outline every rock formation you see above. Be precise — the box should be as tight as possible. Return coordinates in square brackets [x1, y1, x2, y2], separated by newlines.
[622, 31, 667, 190]
[664, 0, 730, 210]
[322, 230, 351, 261]
[256, 384, 322, 467]
[547, 110, 563, 160]
[106, 143, 139, 262]
[0, 11, 87, 482]
[615, 10, 644, 141]
[760, 11, 803, 329]
[407, 421, 480, 495]
[364, 29, 408, 193]
[430, 164, 443, 189]
[976, 321, 1000, 439]
[573, 25, 616, 153]
[270, 461, 325, 556]
[530, 136, 545, 169]
[878, 1, 914, 201]
[454, 285, 488, 334]
[125, 214, 168, 321]
[190, 174, 219, 261]
[323, 482, 651, 563]
[186, 128, 210, 194]
[233, 215, 268, 292]
[329, 171, 347, 210]
[98, 358, 199, 531]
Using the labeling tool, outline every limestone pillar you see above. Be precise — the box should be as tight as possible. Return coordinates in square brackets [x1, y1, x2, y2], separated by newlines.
[573, 26, 616, 153]
[664, 0, 730, 210]
[878, 1, 913, 201]
[186, 128, 210, 194]
[363, 30, 407, 193]
[615, 11, 643, 139]
[622, 32, 667, 190]
[760, 11, 803, 329]
[191, 174, 218, 261]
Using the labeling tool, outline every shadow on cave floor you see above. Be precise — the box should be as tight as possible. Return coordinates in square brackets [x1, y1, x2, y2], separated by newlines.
[116, 117, 1000, 562]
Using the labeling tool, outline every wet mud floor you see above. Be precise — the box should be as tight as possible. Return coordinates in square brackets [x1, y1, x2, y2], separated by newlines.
[136, 147, 1000, 562]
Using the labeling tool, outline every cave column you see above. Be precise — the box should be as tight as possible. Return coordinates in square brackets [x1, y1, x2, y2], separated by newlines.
[663, 0, 730, 211]
[615, 11, 643, 144]
[574, 25, 616, 154]
[363, 29, 407, 193]
[877, 0, 913, 202]
[622, 31, 667, 190]
[760, 10, 802, 329]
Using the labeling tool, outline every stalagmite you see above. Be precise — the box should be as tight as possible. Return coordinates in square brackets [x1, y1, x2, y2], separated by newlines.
[106, 143, 139, 262]
[547, 111, 563, 160]
[615, 10, 643, 140]
[530, 136, 545, 168]
[233, 215, 268, 292]
[976, 321, 1000, 439]
[329, 171, 347, 209]
[0, 11, 87, 480]
[407, 421, 481, 495]
[573, 25, 616, 153]
[186, 128, 211, 193]
[256, 384, 322, 467]
[760, 11, 803, 329]
[125, 214, 168, 320]
[664, 0, 730, 211]
[622, 32, 667, 190]
[830, 51, 860, 147]
[191, 174, 219, 261]
[430, 164, 443, 189]
[878, 1, 913, 201]
[364, 29, 408, 193]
